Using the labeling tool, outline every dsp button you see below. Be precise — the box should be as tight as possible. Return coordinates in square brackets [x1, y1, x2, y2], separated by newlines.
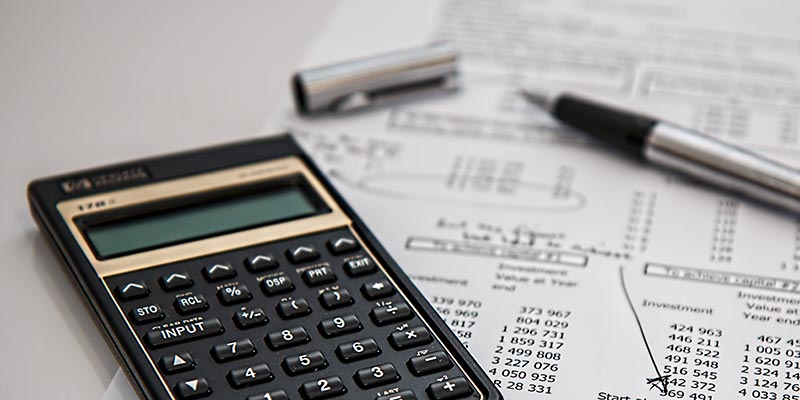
[354, 363, 400, 389]
[227, 363, 273, 389]
[286, 245, 319, 264]
[344, 256, 376, 277]
[282, 350, 328, 375]
[261, 274, 295, 296]
[426, 377, 473, 400]
[217, 284, 251, 305]
[244, 254, 278, 272]
[145, 318, 224, 349]
[302, 266, 337, 286]
[377, 390, 417, 400]
[202, 263, 236, 282]
[300, 376, 346, 399]
[211, 338, 257, 362]
[276, 298, 312, 319]
[407, 351, 453, 376]
[369, 302, 413, 325]
[174, 378, 211, 399]
[389, 326, 433, 350]
[160, 273, 193, 291]
[128, 303, 164, 325]
[246, 390, 289, 400]
[327, 237, 359, 255]
[174, 294, 208, 315]
[362, 280, 395, 300]
[158, 352, 195, 374]
[116, 281, 148, 300]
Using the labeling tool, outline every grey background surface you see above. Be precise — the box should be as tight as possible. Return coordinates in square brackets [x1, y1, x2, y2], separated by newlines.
[0, 1, 335, 398]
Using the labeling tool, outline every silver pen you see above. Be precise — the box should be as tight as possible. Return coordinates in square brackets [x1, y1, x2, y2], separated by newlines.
[519, 88, 800, 214]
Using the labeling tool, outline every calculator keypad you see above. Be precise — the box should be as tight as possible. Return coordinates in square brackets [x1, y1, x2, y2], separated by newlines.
[107, 228, 478, 400]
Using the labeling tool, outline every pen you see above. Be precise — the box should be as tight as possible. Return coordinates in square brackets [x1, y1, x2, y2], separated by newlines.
[519, 88, 800, 214]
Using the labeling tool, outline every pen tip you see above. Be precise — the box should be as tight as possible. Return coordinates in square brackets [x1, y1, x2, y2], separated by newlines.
[516, 86, 553, 111]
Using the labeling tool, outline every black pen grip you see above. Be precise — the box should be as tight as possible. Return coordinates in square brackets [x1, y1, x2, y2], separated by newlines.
[553, 93, 657, 157]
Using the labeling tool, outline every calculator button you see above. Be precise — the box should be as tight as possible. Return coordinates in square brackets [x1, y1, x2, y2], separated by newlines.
[335, 338, 381, 363]
[282, 350, 328, 375]
[233, 306, 268, 329]
[247, 390, 289, 400]
[302, 266, 337, 286]
[261, 275, 295, 296]
[389, 326, 433, 350]
[299, 376, 346, 399]
[266, 326, 310, 350]
[361, 280, 395, 299]
[426, 377, 472, 400]
[160, 273, 193, 291]
[128, 303, 164, 325]
[327, 237, 359, 255]
[319, 289, 354, 309]
[116, 281, 148, 300]
[277, 298, 312, 319]
[370, 302, 413, 325]
[227, 363, 273, 389]
[245, 254, 278, 272]
[286, 245, 320, 264]
[203, 263, 236, 282]
[158, 352, 195, 374]
[354, 363, 400, 389]
[145, 318, 224, 349]
[318, 314, 362, 338]
[174, 294, 209, 315]
[174, 378, 211, 399]
[407, 351, 453, 376]
[211, 338, 257, 362]
[217, 284, 252, 305]
[377, 390, 417, 400]
[344, 256, 376, 277]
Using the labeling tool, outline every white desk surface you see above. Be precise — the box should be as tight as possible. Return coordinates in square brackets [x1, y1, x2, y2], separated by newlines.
[0, 1, 335, 398]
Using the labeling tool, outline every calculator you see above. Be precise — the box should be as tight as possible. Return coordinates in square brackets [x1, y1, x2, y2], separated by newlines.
[27, 134, 501, 400]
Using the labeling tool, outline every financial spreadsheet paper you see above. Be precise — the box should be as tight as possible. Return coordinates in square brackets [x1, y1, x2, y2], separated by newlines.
[106, 0, 800, 399]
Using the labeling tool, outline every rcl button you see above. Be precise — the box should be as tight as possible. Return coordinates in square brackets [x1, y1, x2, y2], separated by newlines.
[129, 304, 164, 325]
[174, 294, 208, 315]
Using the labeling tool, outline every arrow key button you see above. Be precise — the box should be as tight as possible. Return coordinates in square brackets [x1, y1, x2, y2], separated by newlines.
[116, 281, 148, 301]
[158, 352, 195, 374]
[286, 245, 319, 264]
[203, 263, 236, 282]
[361, 279, 395, 300]
[174, 377, 211, 399]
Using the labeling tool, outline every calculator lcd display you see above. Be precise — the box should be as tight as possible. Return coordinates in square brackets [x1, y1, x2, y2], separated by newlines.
[82, 182, 324, 259]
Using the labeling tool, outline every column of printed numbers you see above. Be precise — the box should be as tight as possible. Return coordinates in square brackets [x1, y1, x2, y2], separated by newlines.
[739, 335, 800, 400]
[662, 323, 722, 400]
[430, 295, 482, 348]
[488, 305, 571, 396]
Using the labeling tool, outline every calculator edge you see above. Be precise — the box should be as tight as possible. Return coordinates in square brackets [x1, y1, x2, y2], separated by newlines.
[27, 133, 502, 400]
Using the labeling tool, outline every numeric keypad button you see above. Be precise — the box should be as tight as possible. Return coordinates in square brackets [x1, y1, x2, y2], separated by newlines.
[277, 298, 312, 319]
[300, 376, 346, 399]
[217, 284, 251, 305]
[369, 302, 412, 325]
[233, 307, 268, 329]
[407, 351, 453, 376]
[286, 245, 319, 264]
[282, 350, 328, 375]
[266, 326, 310, 350]
[116, 281, 148, 300]
[389, 326, 433, 350]
[247, 390, 289, 400]
[174, 294, 208, 315]
[261, 275, 295, 296]
[158, 352, 195, 374]
[354, 363, 400, 389]
[227, 363, 273, 389]
[174, 378, 211, 399]
[327, 237, 359, 255]
[302, 266, 337, 286]
[211, 338, 256, 362]
[245, 254, 278, 272]
[319, 289, 354, 309]
[361, 280, 394, 299]
[335, 338, 381, 363]
[160, 273, 193, 291]
[318, 314, 362, 338]
[203, 263, 236, 282]
[344, 256, 376, 277]
[128, 303, 164, 324]
[376, 390, 417, 400]
[426, 377, 472, 400]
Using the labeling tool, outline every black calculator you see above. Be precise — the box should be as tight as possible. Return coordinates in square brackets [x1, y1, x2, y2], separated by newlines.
[27, 134, 501, 400]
